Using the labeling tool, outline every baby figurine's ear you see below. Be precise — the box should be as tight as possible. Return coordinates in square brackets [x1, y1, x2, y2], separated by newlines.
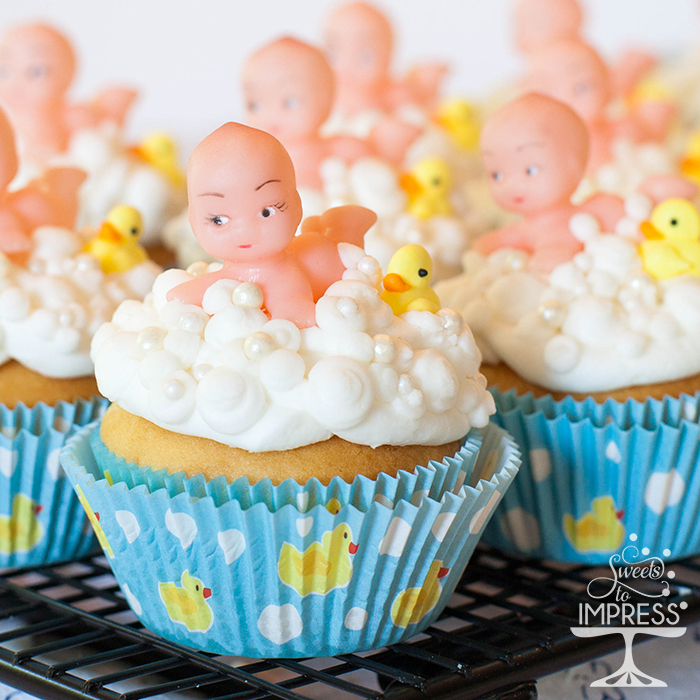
[313, 205, 378, 247]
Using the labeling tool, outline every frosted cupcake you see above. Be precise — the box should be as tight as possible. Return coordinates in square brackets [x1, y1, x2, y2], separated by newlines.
[61, 122, 520, 657]
[438, 94, 700, 563]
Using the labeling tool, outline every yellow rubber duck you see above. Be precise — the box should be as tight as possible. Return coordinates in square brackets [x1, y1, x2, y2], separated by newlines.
[0, 494, 44, 554]
[130, 132, 185, 187]
[391, 560, 450, 628]
[639, 198, 700, 280]
[278, 523, 358, 596]
[85, 205, 148, 274]
[381, 244, 441, 315]
[159, 570, 213, 633]
[434, 98, 481, 151]
[75, 485, 114, 558]
[563, 496, 625, 553]
[680, 132, 700, 186]
[399, 157, 454, 220]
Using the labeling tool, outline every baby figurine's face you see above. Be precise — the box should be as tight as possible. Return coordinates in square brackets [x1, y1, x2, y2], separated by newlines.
[324, 2, 392, 95]
[514, 0, 582, 54]
[0, 24, 75, 112]
[242, 38, 334, 144]
[526, 40, 609, 125]
[481, 94, 588, 215]
[188, 123, 303, 262]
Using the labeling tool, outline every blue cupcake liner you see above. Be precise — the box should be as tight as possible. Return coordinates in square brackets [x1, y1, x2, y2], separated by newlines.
[0, 397, 107, 570]
[61, 422, 520, 657]
[482, 388, 700, 564]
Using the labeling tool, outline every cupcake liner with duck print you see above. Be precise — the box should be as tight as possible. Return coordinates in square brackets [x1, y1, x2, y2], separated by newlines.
[61, 422, 520, 657]
[482, 388, 700, 564]
[0, 397, 107, 569]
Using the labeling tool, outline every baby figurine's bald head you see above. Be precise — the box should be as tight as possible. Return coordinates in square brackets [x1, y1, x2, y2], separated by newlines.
[188, 122, 303, 261]
[242, 37, 334, 143]
[0, 23, 76, 110]
[514, 0, 582, 54]
[481, 93, 589, 215]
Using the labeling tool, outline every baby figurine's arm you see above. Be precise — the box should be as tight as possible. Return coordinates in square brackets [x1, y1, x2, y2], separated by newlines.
[579, 193, 625, 232]
[329, 135, 373, 163]
[472, 222, 534, 256]
[637, 174, 698, 205]
[65, 87, 138, 132]
[167, 268, 232, 306]
[370, 117, 422, 166]
[261, 261, 317, 328]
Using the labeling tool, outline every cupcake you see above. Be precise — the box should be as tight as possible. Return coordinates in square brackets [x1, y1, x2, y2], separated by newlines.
[61, 121, 520, 657]
[437, 93, 700, 564]
[0, 211, 160, 568]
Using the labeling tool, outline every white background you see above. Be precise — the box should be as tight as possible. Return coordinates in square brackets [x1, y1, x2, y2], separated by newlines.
[1, 0, 698, 155]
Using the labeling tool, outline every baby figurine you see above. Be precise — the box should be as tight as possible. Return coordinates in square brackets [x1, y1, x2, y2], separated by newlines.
[242, 37, 369, 190]
[167, 123, 377, 328]
[0, 103, 85, 258]
[525, 39, 674, 171]
[472, 93, 626, 273]
[0, 23, 136, 168]
[323, 1, 446, 164]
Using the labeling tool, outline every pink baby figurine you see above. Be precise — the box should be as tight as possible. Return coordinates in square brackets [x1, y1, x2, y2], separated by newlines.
[167, 123, 377, 328]
[514, 0, 583, 55]
[0, 23, 136, 167]
[242, 37, 370, 190]
[0, 103, 85, 258]
[473, 93, 625, 273]
[323, 2, 446, 164]
[525, 40, 674, 171]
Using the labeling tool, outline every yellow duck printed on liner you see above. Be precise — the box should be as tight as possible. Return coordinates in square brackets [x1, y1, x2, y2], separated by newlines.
[159, 570, 213, 633]
[278, 523, 358, 596]
[563, 496, 625, 553]
[639, 198, 700, 280]
[434, 98, 481, 151]
[0, 494, 44, 554]
[391, 560, 450, 628]
[75, 485, 114, 558]
[130, 132, 186, 188]
[381, 244, 441, 315]
[399, 157, 454, 220]
[85, 204, 148, 274]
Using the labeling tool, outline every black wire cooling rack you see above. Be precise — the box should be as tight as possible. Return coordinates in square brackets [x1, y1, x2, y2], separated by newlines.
[0, 546, 699, 700]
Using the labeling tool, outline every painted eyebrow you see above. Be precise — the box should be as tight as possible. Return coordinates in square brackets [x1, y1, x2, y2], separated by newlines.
[255, 179, 281, 191]
[516, 141, 545, 152]
[198, 192, 224, 197]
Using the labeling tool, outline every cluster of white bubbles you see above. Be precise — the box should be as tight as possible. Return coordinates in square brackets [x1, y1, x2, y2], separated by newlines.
[93, 244, 494, 451]
[0, 226, 160, 377]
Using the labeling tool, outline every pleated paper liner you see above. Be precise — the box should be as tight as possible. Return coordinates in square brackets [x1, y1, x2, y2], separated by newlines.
[61, 421, 520, 657]
[0, 397, 107, 569]
[482, 388, 700, 564]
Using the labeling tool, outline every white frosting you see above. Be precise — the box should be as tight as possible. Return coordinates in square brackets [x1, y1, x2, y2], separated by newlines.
[0, 227, 160, 378]
[574, 138, 677, 202]
[436, 197, 700, 393]
[92, 245, 493, 451]
[12, 122, 186, 245]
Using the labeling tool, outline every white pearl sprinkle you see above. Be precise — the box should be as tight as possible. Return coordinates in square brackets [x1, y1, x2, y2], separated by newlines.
[243, 331, 276, 360]
[232, 282, 264, 309]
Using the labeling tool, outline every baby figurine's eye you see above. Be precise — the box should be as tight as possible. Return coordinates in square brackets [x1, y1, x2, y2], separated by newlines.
[210, 215, 229, 227]
[259, 207, 277, 219]
[491, 171, 503, 182]
[284, 97, 300, 110]
[28, 64, 47, 79]
[526, 165, 539, 176]
[247, 101, 261, 113]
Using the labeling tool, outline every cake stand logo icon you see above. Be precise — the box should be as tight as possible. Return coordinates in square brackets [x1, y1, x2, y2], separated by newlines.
[571, 533, 688, 688]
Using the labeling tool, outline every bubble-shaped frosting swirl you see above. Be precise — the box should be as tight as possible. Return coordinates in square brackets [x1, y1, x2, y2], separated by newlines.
[92, 244, 494, 451]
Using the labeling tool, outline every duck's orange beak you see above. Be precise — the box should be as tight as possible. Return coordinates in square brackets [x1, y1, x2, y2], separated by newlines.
[348, 542, 359, 555]
[203, 587, 212, 599]
[640, 221, 663, 240]
[383, 273, 411, 292]
[616, 510, 625, 521]
[99, 221, 123, 243]
[438, 566, 449, 579]
[95, 512, 100, 521]
[399, 172, 423, 199]
[34, 504, 43, 515]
